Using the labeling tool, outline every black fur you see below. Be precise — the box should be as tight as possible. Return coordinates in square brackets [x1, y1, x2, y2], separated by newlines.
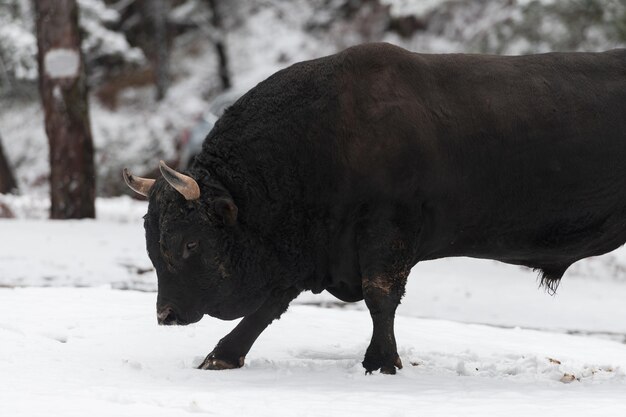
[142, 43, 626, 373]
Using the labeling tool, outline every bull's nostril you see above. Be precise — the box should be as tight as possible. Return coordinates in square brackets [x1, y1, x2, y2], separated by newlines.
[164, 311, 177, 324]
[157, 306, 178, 325]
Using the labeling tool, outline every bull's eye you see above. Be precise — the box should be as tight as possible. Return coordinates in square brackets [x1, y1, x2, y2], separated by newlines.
[182, 240, 199, 260]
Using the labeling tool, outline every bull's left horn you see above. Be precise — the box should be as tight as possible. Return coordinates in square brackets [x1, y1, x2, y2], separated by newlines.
[123, 168, 155, 197]
[159, 160, 201, 201]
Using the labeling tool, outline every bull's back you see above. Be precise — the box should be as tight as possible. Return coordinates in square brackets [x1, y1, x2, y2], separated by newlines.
[335, 44, 626, 267]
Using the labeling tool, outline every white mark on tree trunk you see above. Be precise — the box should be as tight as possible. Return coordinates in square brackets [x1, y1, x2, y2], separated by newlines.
[52, 85, 66, 110]
[44, 49, 80, 79]
[53, 85, 62, 101]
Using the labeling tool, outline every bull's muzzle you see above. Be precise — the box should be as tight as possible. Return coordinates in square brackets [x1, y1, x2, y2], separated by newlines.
[157, 305, 179, 326]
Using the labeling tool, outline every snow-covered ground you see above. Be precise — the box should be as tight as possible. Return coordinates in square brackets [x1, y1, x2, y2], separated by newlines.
[2, 198, 626, 416]
[2, 288, 626, 416]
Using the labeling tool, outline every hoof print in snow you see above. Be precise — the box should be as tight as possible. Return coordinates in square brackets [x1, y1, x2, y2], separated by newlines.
[560, 373, 577, 383]
[548, 357, 562, 365]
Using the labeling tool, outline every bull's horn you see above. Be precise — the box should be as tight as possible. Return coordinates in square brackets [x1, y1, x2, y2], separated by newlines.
[123, 168, 155, 197]
[159, 160, 200, 201]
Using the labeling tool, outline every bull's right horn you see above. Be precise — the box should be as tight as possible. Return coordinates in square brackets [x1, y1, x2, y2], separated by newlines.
[158, 160, 201, 201]
[123, 168, 155, 197]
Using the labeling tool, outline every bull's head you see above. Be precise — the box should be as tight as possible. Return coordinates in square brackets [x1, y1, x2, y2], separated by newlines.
[123, 161, 267, 326]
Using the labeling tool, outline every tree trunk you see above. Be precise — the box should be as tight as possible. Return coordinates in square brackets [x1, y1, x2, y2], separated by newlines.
[207, 0, 231, 90]
[34, 0, 96, 219]
[0, 133, 18, 194]
[146, 0, 170, 100]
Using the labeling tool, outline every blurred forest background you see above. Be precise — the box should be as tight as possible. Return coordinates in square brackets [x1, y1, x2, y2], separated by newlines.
[1, 0, 625, 218]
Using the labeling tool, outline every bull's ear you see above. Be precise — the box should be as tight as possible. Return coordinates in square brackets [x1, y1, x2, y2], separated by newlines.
[214, 198, 238, 225]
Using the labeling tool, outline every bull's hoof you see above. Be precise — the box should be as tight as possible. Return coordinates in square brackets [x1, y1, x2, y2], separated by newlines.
[198, 353, 245, 370]
[363, 353, 402, 375]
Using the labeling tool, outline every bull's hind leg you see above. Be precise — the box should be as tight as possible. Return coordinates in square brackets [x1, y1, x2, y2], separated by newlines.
[358, 216, 411, 374]
[361, 273, 407, 374]
[198, 288, 300, 370]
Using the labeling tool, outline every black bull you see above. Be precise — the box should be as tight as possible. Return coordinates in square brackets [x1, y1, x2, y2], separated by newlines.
[124, 43, 626, 374]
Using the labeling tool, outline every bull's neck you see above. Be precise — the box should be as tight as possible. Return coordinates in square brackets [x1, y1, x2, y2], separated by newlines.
[192, 145, 320, 286]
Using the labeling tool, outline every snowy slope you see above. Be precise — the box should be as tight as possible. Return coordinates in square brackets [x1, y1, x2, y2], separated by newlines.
[1, 287, 626, 417]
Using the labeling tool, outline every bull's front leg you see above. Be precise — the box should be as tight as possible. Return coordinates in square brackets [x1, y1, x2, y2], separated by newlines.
[198, 287, 300, 370]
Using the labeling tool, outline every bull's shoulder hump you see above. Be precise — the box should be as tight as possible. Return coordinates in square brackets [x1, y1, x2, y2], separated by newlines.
[336, 42, 423, 67]
[603, 48, 626, 61]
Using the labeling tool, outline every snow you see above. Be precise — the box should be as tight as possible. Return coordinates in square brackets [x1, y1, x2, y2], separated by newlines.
[0, 0, 38, 81]
[2, 286, 626, 417]
[78, 0, 144, 65]
[382, 0, 447, 17]
[2, 201, 626, 415]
